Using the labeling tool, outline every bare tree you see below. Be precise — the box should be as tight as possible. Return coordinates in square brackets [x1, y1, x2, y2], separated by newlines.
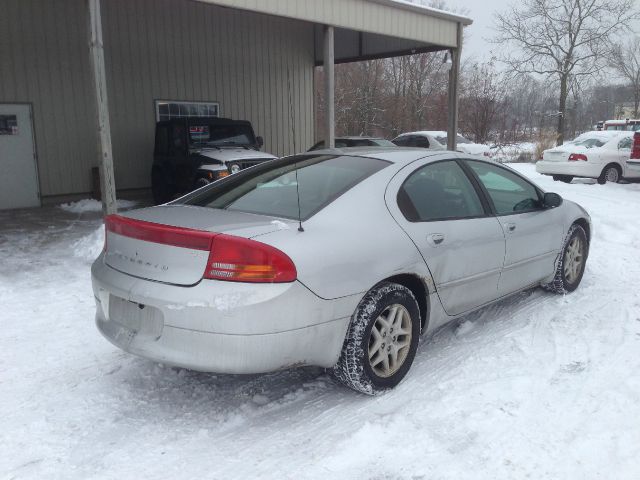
[609, 37, 640, 118]
[459, 61, 505, 143]
[493, 0, 638, 145]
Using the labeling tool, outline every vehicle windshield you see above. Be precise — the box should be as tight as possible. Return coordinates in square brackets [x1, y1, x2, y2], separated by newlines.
[572, 138, 605, 149]
[188, 124, 255, 147]
[179, 155, 390, 220]
[456, 135, 471, 144]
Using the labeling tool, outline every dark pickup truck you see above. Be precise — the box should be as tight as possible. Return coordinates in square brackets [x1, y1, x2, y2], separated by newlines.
[151, 117, 276, 203]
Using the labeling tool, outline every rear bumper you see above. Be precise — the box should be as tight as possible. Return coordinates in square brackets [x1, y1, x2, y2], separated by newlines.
[536, 161, 603, 178]
[627, 161, 640, 177]
[91, 254, 358, 373]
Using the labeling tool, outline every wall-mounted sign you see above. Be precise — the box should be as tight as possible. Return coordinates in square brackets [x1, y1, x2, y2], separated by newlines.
[0, 115, 18, 135]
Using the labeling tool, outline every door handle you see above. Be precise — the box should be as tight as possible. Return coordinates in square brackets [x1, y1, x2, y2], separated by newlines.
[427, 233, 445, 246]
[504, 222, 516, 232]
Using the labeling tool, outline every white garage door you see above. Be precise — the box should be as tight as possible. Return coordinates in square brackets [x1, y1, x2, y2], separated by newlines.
[0, 104, 40, 209]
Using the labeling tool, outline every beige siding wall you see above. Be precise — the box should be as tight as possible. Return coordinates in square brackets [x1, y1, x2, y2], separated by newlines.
[0, 0, 315, 196]
[103, 0, 315, 190]
[0, 0, 97, 197]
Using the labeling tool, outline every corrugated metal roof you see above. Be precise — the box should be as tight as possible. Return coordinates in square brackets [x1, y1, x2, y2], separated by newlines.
[374, 0, 472, 26]
[196, 0, 470, 48]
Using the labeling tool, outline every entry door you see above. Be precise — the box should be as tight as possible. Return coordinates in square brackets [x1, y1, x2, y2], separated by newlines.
[386, 158, 506, 316]
[0, 104, 39, 209]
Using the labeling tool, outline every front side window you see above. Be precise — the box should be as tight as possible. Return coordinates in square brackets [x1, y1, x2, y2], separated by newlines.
[398, 160, 485, 222]
[466, 161, 542, 215]
[181, 155, 389, 220]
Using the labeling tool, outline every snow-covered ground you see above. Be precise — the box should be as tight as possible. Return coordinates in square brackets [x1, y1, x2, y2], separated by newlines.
[2, 167, 640, 479]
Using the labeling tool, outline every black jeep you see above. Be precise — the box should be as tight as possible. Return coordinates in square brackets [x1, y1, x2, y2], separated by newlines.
[151, 117, 276, 204]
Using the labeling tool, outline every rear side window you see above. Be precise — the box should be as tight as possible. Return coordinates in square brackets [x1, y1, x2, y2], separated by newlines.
[181, 155, 389, 220]
[398, 160, 485, 221]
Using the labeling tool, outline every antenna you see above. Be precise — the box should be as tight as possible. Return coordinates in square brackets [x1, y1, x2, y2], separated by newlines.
[287, 64, 304, 232]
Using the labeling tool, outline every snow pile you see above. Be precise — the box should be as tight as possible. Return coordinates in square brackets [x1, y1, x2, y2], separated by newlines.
[71, 225, 104, 262]
[59, 198, 137, 213]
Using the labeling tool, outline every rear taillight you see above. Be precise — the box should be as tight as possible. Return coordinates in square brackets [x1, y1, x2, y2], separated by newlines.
[204, 234, 296, 283]
[105, 215, 296, 283]
[568, 153, 588, 161]
[632, 132, 640, 159]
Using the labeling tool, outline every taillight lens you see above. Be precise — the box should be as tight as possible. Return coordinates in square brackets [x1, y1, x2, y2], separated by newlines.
[105, 215, 296, 283]
[632, 132, 640, 159]
[204, 234, 296, 283]
[568, 153, 588, 161]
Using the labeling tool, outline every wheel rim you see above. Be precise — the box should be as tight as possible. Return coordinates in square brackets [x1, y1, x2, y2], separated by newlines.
[368, 304, 412, 378]
[563, 235, 584, 284]
[605, 167, 619, 183]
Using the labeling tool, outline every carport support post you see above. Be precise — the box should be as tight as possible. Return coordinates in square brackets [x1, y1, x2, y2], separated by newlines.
[323, 25, 335, 149]
[88, 0, 117, 216]
[447, 23, 463, 152]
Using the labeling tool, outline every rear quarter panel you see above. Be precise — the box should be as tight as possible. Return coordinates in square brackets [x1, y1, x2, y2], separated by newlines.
[251, 167, 435, 300]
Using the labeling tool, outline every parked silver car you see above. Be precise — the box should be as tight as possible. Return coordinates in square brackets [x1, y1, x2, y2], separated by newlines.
[92, 148, 591, 394]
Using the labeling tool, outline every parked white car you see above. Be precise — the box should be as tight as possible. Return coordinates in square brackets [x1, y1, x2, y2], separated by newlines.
[536, 131, 640, 184]
[393, 131, 492, 157]
[391, 132, 445, 150]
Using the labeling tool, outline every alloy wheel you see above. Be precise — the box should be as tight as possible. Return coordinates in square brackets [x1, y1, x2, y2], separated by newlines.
[605, 167, 619, 183]
[563, 236, 584, 284]
[368, 304, 413, 378]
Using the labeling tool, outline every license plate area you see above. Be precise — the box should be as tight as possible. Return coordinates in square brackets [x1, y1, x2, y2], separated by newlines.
[108, 295, 164, 340]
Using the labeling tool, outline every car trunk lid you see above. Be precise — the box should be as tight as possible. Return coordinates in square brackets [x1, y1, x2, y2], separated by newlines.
[104, 206, 294, 285]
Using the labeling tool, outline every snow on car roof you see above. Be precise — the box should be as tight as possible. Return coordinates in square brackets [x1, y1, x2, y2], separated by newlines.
[570, 130, 632, 142]
[396, 131, 447, 138]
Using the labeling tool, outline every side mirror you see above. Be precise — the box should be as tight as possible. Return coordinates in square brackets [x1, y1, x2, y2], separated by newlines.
[543, 192, 563, 208]
[256, 136, 264, 148]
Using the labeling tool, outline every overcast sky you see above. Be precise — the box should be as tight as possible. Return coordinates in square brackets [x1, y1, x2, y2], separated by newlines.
[436, 0, 639, 62]
[439, 0, 513, 61]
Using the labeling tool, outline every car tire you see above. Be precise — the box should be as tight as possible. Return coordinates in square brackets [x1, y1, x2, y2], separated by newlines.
[597, 164, 621, 184]
[333, 282, 421, 395]
[553, 175, 573, 183]
[542, 224, 588, 294]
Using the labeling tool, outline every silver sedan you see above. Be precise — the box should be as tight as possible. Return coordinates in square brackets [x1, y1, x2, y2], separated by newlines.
[91, 148, 591, 394]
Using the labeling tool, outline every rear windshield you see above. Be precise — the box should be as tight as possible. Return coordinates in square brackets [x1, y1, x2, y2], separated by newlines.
[179, 155, 390, 220]
[573, 138, 605, 148]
